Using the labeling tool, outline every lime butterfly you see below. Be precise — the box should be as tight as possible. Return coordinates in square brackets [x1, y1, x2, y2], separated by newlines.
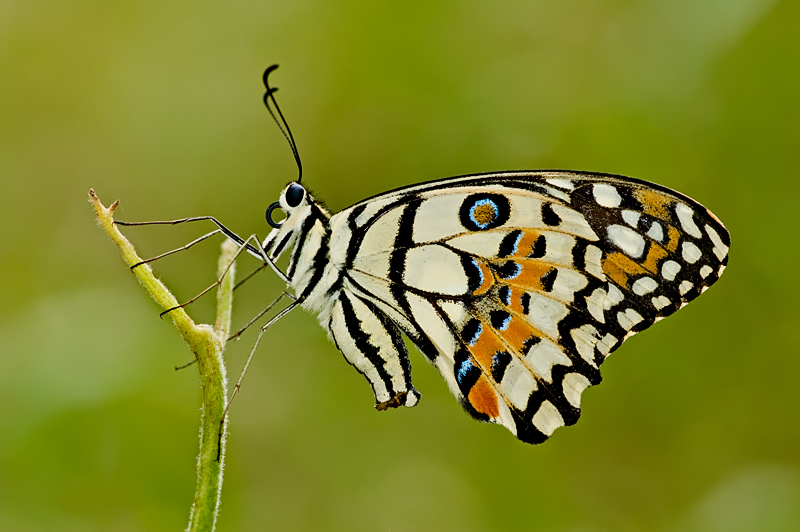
[258, 170, 728, 444]
[145, 66, 729, 444]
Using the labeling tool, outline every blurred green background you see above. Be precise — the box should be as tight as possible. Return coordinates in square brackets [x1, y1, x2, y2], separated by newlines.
[2, 1, 799, 531]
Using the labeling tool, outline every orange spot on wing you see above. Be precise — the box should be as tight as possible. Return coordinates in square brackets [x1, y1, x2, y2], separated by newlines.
[467, 322, 506, 369]
[472, 203, 497, 226]
[602, 251, 646, 288]
[507, 287, 526, 315]
[642, 243, 668, 273]
[497, 259, 552, 292]
[468, 375, 500, 418]
[466, 309, 545, 366]
[472, 259, 495, 296]
[635, 188, 672, 221]
[510, 231, 543, 258]
[502, 315, 538, 354]
[665, 225, 681, 252]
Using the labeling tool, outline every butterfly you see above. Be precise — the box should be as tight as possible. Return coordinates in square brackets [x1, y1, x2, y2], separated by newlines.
[139, 66, 728, 445]
[253, 168, 729, 444]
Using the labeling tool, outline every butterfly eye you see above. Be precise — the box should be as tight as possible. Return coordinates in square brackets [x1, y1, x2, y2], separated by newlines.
[285, 183, 305, 207]
[265, 201, 284, 228]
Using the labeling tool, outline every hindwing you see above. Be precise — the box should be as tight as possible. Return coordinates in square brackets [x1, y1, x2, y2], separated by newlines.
[331, 170, 729, 443]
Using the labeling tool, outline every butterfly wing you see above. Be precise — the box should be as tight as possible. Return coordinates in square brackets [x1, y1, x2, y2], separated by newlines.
[328, 170, 729, 443]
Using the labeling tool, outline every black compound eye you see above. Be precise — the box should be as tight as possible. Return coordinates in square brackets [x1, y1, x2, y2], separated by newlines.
[285, 183, 305, 207]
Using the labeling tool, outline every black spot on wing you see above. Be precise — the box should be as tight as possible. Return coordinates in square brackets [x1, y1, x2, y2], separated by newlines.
[522, 335, 541, 352]
[459, 193, 511, 231]
[541, 203, 561, 227]
[498, 230, 523, 257]
[498, 285, 511, 306]
[462, 255, 485, 292]
[388, 199, 421, 285]
[489, 310, 512, 331]
[540, 268, 558, 292]
[490, 351, 512, 383]
[454, 351, 481, 397]
[520, 293, 531, 315]
[530, 234, 547, 258]
[492, 261, 521, 280]
[461, 318, 483, 346]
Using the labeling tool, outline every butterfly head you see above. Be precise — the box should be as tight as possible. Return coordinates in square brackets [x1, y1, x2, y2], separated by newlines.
[266, 182, 307, 228]
[261, 181, 331, 277]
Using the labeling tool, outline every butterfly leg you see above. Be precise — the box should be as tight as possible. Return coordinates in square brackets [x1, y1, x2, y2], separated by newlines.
[227, 290, 296, 341]
[159, 233, 263, 317]
[328, 290, 420, 410]
[116, 215, 290, 283]
[217, 297, 302, 460]
[128, 229, 222, 269]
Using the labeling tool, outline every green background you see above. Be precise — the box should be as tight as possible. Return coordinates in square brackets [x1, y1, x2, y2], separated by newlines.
[2, 1, 798, 530]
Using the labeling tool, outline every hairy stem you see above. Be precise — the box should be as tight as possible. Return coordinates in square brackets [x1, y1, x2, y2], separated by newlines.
[89, 189, 233, 532]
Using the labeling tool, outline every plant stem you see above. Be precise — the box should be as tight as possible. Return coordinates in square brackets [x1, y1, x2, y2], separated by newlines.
[89, 189, 233, 532]
[187, 239, 235, 532]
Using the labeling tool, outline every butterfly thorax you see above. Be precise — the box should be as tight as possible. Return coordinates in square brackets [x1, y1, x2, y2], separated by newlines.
[261, 188, 343, 319]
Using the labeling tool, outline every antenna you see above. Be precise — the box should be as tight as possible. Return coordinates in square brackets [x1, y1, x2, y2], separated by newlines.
[262, 65, 302, 183]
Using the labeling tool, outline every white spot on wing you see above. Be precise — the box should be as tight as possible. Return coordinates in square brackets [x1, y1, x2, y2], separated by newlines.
[679, 280, 694, 295]
[586, 287, 607, 323]
[546, 178, 574, 190]
[552, 204, 599, 240]
[661, 260, 681, 281]
[647, 222, 664, 242]
[405, 391, 420, 406]
[539, 232, 576, 266]
[622, 210, 641, 227]
[652, 295, 671, 310]
[606, 284, 625, 307]
[413, 193, 470, 243]
[585, 284, 624, 324]
[562, 372, 591, 408]
[705, 224, 729, 261]
[404, 245, 470, 295]
[406, 293, 457, 359]
[585, 245, 606, 280]
[608, 224, 646, 258]
[525, 339, 572, 383]
[681, 241, 702, 264]
[532, 400, 564, 436]
[549, 268, 589, 303]
[447, 231, 508, 257]
[617, 308, 643, 330]
[499, 358, 537, 410]
[597, 333, 617, 356]
[593, 184, 622, 208]
[539, 185, 571, 202]
[699, 265, 713, 278]
[675, 203, 702, 238]
[439, 300, 468, 326]
[570, 324, 600, 367]
[524, 293, 569, 339]
[632, 276, 658, 296]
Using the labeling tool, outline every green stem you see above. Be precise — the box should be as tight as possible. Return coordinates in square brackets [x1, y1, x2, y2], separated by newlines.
[187, 239, 235, 532]
[89, 190, 233, 532]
